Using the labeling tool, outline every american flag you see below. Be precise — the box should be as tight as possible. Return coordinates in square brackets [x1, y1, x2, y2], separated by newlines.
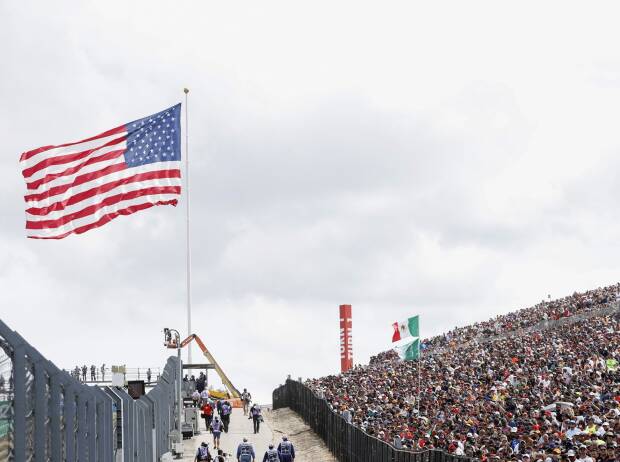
[20, 104, 182, 239]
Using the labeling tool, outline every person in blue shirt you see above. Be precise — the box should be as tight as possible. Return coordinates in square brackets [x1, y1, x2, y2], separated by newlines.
[210, 416, 223, 449]
[236, 437, 255, 462]
[221, 401, 232, 433]
[262, 443, 280, 462]
[277, 436, 295, 462]
[250, 404, 262, 434]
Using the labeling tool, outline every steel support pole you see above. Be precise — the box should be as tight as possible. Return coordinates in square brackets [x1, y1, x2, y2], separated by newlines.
[177, 342, 183, 456]
[184, 88, 192, 365]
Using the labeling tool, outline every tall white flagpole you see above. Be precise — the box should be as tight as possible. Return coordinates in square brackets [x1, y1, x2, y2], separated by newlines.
[184, 88, 192, 365]
[417, 318, 421, 415]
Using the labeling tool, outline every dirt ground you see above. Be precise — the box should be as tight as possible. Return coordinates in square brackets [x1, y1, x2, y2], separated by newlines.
[264, 407, 338, 462]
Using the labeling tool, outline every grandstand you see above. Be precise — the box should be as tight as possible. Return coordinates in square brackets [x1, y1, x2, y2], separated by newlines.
[306, 283, 620, 461]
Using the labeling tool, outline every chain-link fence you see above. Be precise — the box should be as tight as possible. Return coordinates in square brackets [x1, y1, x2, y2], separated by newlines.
[273, 379, 473, 462]
[0, 319, 180, 462]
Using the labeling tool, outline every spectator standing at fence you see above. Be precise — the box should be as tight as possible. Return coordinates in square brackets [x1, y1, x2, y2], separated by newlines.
[210, 416, 222, 449]
[263, 444, 280, 462]
[101, 363, 106, 381]
[277, 436, 295, 462]
[237, 437, 255, 462]
[242, 388, 252, 415]
[146, 367, 152, 383]
[250, 404, 262, 434]
[194, 442, 212, 461]
[90, 364, 96, 381]
[197, 372, 206, 393]
[81, 365, 87, 381]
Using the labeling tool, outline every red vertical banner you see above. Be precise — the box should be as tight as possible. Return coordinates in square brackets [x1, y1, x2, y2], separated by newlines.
[339, 304, 353, 372]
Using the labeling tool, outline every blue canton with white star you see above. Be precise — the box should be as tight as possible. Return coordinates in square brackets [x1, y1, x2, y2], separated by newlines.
[124, 104, 181, 167]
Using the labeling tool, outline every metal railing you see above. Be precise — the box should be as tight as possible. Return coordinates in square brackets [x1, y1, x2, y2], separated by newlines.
[273, 379, 472, 462]
[65, 367, 163, 384]
[0, 319, 180, 461]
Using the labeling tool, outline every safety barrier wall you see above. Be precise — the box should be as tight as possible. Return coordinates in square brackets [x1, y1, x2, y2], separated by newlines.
[0, 319, 179, 461]
[273, 379, 472, 462]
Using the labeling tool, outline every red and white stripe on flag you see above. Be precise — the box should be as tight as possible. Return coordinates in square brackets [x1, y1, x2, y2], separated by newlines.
[20, 104, 182, 239]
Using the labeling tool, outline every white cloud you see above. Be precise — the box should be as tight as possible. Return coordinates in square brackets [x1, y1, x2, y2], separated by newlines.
[2, 0, 620, 401]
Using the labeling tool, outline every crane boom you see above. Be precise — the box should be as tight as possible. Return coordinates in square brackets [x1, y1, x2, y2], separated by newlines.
[179, 334, 241, 398]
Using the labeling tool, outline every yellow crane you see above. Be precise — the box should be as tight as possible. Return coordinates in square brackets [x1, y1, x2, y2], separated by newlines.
[168, 334, 241, 399]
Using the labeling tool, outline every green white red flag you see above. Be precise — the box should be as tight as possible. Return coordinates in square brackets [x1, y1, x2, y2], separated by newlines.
[392, 315, 419, 342]
[395, 338, 420, 361]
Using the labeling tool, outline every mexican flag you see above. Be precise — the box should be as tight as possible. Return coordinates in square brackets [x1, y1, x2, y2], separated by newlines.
[395, 338, 420, 361]
[392, 315, 419, 342]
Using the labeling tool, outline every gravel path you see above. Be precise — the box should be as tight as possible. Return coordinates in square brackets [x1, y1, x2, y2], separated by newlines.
[264, 407, 337, 462]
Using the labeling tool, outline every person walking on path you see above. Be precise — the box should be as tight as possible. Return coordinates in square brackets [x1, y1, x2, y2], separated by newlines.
[262, 444, 280, 462]
[216, 399, 222, 416]
[201, 400, 213, 431]
[194, 442, 212, 462]
[236, 437, 255, 462]
[210, 416, 223, 449]
[221, 401, 232, 433]
[214, 449, 229, 462]
[250, 404, 262, 434]
[200, 389, 210, 407]
[241, 388, 252, 415]
[277, 436, 295, 462]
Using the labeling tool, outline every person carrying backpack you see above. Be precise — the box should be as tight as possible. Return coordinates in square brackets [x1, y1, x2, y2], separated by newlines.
[250, 405, 262, 434]
[194, 442, 212, 462]
[241, 388, 252, 415]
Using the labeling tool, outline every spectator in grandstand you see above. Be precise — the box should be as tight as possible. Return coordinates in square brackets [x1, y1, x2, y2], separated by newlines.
[306, 282, 620, 461]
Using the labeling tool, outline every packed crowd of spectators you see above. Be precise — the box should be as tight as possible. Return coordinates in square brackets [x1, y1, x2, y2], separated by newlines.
[307, 283, 620, 461]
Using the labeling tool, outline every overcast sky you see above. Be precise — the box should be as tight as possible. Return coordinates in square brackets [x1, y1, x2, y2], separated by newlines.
[2, 1, 620, 402]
